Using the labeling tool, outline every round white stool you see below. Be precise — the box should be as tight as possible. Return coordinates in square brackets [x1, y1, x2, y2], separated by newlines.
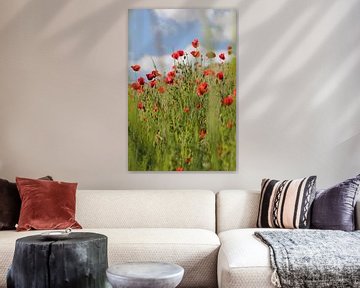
[106, 262, 184, 288]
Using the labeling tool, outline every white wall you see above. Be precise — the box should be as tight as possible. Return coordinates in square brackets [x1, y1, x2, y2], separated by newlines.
[0, 0, 359, 191]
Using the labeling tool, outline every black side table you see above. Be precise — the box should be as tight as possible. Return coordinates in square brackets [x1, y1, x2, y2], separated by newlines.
[7, 232, 108, 288]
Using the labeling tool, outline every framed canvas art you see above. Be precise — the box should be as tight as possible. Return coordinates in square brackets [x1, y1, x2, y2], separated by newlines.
[128, 9, 237, 171]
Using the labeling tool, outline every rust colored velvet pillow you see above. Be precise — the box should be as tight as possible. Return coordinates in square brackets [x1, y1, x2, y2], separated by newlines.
[0, 176, 53, 230]
[16, 177, 82, 231]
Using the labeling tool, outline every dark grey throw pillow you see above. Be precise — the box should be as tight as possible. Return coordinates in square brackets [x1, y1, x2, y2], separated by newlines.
[0, 179, 20, 230]
[311, 174, 360, 231]
[0, 176, 53, 230]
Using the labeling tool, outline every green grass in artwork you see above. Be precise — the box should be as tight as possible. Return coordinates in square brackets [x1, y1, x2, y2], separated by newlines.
[128, 40, 236, 171]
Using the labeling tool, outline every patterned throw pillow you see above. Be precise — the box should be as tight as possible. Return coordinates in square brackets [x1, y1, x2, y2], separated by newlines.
[257, 176, 317, 229]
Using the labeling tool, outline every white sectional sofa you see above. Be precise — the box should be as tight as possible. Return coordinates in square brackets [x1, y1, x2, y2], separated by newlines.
[1, 189, 359, 288]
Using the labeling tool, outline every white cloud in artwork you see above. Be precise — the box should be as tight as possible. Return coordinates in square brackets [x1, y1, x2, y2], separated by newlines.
[153, 9, 200, 24]
[153, 9, 236, 43]
[206, 10, 237, 42]
[152, 9, 195, 38]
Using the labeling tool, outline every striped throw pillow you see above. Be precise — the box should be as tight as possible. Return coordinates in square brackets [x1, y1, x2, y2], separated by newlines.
[257, 176, 317, 229]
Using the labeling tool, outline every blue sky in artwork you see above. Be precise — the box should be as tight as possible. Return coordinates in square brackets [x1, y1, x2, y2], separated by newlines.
[128, 10, 200, 60]
[128, 9, 236, 79]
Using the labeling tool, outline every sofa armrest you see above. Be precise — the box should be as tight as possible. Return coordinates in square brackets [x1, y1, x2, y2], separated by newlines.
[216, 190, 260, 233]
[356, 200, 360, 230]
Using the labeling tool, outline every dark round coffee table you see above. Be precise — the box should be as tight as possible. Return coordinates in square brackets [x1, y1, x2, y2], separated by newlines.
[106, 262, 184, 288]
[7, 232, 108, 288]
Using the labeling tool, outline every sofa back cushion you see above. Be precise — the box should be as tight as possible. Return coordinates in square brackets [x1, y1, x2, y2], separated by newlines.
[217, 190, 360, 232]
[216, 190, 260, 233]
[76, 190, 216, 231]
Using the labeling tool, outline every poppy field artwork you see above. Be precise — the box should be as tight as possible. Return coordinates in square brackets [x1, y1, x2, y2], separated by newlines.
[128, 9, 237, 171]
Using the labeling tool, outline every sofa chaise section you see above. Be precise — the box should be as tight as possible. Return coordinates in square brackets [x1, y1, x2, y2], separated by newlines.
[216, 189, 360, 288]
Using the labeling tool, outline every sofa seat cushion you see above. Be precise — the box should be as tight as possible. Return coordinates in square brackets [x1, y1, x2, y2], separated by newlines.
[0, 228, 219, 288]
[218, 228, 281, 288]
[102, 228, 220, 288]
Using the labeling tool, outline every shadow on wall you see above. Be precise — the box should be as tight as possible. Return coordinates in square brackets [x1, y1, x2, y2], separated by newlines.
[0, 0, 71, 36]
[43, 1, 126, 56]
[239, 0, 360, 118]
[0, 0, 142, 56]
[236, 0, 360, 169]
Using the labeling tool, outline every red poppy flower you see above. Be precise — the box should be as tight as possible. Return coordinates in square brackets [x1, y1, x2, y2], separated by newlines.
[216, 71, 224, 80]
[219, 53, 225, 60]
[185, 157, 192, 164]
[150, 80, 157, 88]
[146, 73, 155, 81]
[152, 70, 161, 77]
[131, 64, 141, 71]
[177, 50, 184, 56]
[171, 51, 180, 60]
[191, 50, 200, 58]
[137, 101, 144, 110]
[233, 88, 236, 96]
[197, 82, 208, 96]
[165, 76, 174, 84]
[183, 107, 190, 113]
[176, 167, 184, 171]
[167, 71, 176, 78]
[158, 87, 166, 93]
[222, 95, 234, 106]
[131, 82, 141, 90]
[203, 69, 215, 76]
[137, 77, 145, 85]
[199, 129, 207, 140]
[192, 38, 199, 48]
